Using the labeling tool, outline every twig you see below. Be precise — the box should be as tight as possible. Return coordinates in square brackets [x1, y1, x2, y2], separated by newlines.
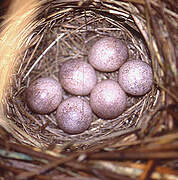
[16, 153, 79, 180]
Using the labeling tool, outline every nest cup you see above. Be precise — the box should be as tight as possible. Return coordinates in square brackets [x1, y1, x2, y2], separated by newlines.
[4, 1, 160, 149]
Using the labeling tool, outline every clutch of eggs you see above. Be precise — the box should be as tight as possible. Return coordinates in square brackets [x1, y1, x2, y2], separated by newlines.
[24, 36, 154, 135]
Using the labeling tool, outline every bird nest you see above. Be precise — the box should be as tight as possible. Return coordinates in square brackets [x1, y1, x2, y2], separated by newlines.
[3, 0, 159, 149]
[0, 0, 177, 179]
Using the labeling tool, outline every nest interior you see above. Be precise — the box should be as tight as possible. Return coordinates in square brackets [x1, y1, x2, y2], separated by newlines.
[3, 0, 161, 150]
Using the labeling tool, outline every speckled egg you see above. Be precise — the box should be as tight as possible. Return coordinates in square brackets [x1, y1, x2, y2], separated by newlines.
[90, 79, 127, 119]
[25, 77, 62, 114]
[118, 60, 153, 96]
[59, 59, 97, 96]
[88, 37, 128, 72]
[56, 97, 92, 134]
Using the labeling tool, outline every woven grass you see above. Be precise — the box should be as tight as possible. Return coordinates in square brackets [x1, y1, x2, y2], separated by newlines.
[0, 0, 177, 179]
